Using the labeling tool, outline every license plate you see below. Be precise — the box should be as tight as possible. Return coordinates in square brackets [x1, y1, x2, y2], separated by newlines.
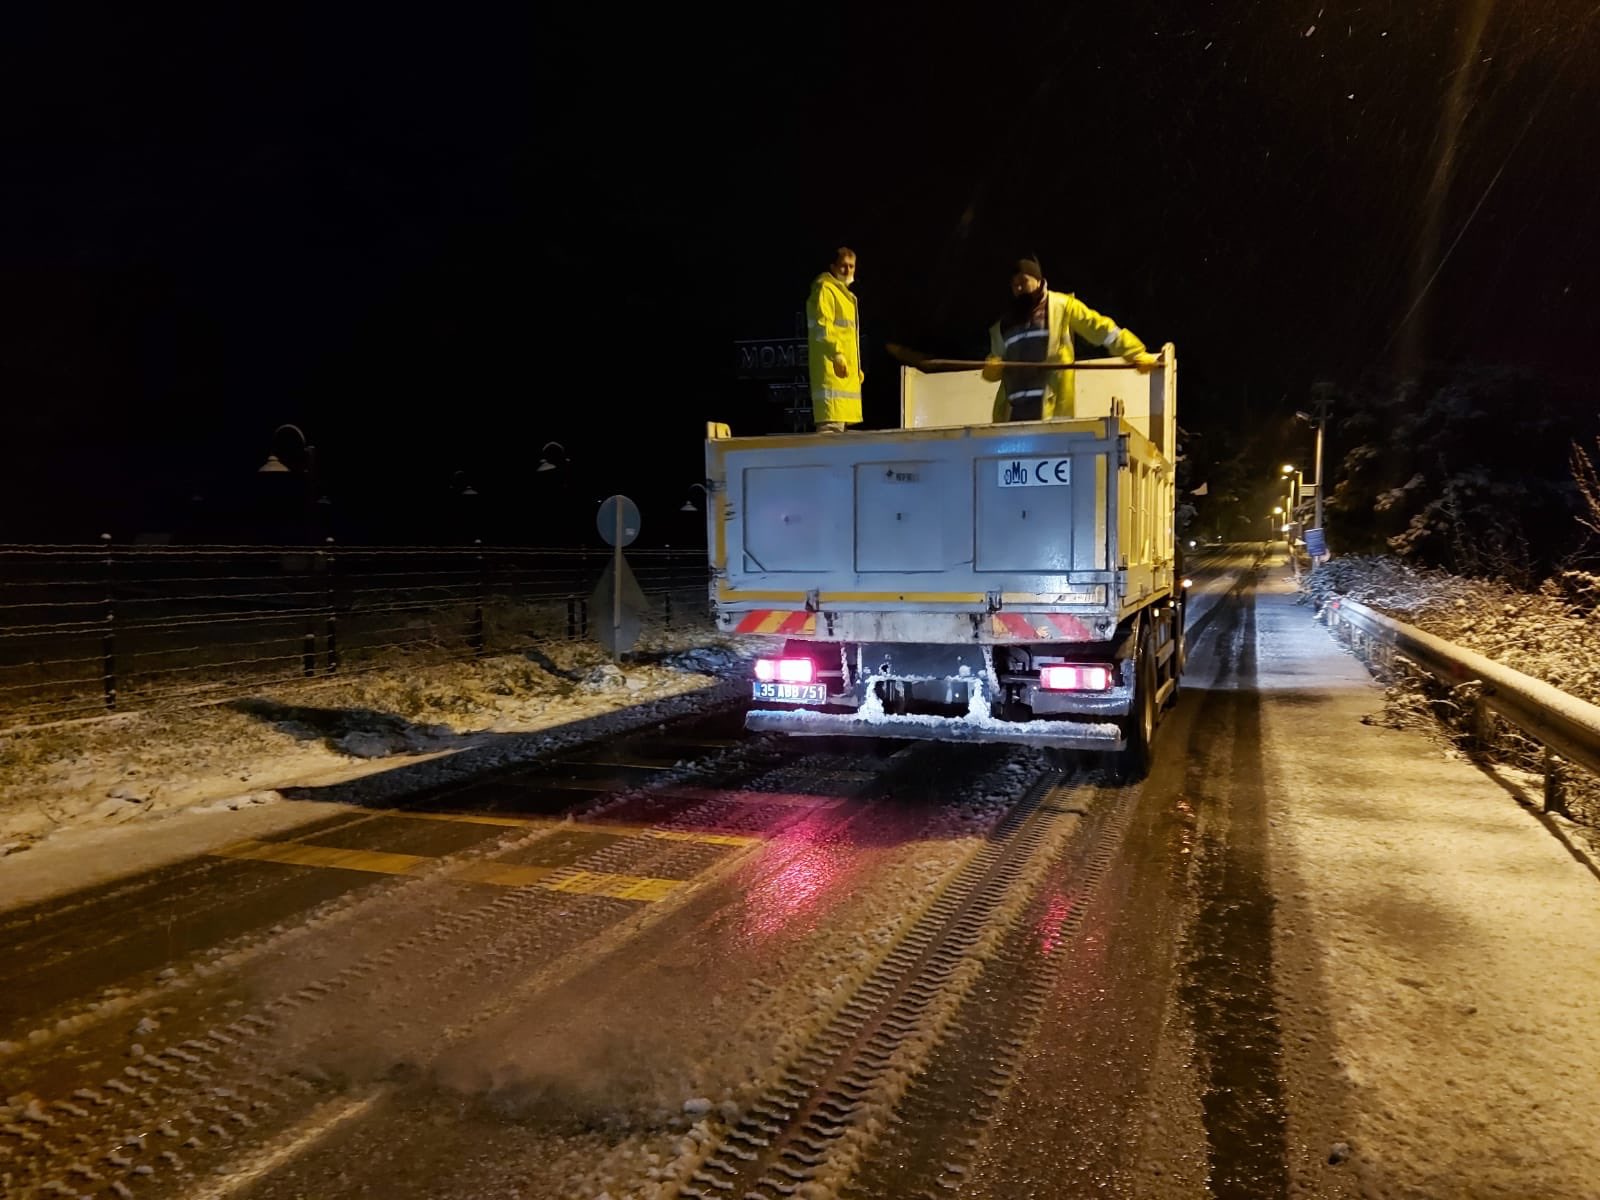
[752, 682, 827, 705]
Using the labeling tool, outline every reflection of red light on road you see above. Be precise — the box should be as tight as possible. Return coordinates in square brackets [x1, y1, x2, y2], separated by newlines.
[1036, 891, 1072, 956]
[743, 842, 842, 942]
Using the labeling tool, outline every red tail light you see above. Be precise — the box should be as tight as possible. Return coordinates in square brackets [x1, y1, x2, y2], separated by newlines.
[755, 657, 815, 685]
[1039, 665, 1111, 691]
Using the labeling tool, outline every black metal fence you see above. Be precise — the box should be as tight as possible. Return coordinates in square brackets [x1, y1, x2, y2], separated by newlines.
[0, 543, 711, 727]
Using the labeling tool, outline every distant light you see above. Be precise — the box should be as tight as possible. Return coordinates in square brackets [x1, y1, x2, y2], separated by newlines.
[681, 500, 699, 512]
[1281, 464, 1295, 474]
[536, 460, 558, 473]
[1273, 506, 1284, 514]
[1188, 539, 1197, 548]
[258, 455, 291, 474]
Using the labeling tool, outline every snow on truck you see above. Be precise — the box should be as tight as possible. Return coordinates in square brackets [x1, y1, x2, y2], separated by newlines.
[703, 345, 1185, 777]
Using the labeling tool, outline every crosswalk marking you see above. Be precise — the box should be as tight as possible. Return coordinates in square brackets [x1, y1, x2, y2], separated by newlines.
[213, 840, 429, 876]
[210, 839, 688, 902]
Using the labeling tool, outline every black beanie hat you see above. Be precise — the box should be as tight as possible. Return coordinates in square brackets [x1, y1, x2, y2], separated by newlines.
[1014, 257, 1044, 282]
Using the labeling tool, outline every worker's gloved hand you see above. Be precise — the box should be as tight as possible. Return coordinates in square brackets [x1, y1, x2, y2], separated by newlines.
[832, 354, 849, 379]
[981, 356, 1005, 383]
[1128, 350, 1159, 373]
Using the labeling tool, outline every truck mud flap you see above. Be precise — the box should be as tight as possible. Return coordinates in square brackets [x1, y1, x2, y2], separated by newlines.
[745, 708, 1125, 752]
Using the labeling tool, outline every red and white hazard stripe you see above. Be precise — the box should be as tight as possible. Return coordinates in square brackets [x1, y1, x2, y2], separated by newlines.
[733, 610, 817, 635]
[989, 612, 1093, 641]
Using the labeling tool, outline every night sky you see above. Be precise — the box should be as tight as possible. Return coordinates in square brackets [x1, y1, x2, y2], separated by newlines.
[4, 2, 1597, 544]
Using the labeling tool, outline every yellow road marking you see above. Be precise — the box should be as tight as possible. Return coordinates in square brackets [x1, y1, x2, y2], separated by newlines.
[211, 839, 689, 902]
[448, 861, 556, 887]
[643, 828, 761, 848]
[560, 759, 676, 770]
[543, 871, 681, 902]
[213, 839, 430, 876]
[384, 810, 538, 828]
[376, 809, 759, 848]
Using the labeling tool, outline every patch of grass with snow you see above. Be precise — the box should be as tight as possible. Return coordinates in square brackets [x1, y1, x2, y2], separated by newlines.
[0, 619, 760, 854]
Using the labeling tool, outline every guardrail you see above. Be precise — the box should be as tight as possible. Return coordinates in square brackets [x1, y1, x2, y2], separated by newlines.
[1325, 596, 1600, 819]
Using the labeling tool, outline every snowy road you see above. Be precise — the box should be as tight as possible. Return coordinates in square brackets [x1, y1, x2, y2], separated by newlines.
[4, 546, 1599, 1199]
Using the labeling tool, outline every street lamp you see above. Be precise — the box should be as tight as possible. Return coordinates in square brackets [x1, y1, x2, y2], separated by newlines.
[536, 442, 567, 473]
[259, 424, 315, 477]
[448, 470, 481, 543]
[258, 424, 325, 541]
[680, 483, 710, 513]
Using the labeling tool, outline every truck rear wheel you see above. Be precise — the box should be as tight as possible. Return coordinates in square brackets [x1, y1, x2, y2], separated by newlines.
[1116, 632, 1157, 782]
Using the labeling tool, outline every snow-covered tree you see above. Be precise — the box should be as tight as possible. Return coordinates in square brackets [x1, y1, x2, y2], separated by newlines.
[1328, 366, 1588, 585]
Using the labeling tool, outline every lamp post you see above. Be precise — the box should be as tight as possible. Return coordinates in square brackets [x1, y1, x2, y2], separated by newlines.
[1297, 384, 1332, 535]
[534, 442, 574, 544]
[679, 483, 710, 513]
[258, 424, 325, 543]
[258, 424, 329, 674]
[449, 470, 480, 543]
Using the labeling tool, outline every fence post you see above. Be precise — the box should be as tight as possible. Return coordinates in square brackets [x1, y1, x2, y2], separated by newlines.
[567, 596, 579, 639]
[1544, 746, 1571, 818]
[301, 544, 317, 677]
[471, 540, 487, 657]
[100, 533, 117, 710]
[323, 538, 339, 674]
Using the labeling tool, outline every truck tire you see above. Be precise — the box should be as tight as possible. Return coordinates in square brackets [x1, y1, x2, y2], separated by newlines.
[1117, 631, 1157, 782]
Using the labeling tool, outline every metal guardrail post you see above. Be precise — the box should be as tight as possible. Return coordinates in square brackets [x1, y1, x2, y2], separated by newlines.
[1469, 692, 1492, 752]
[100, 533, 117, 710]
[1545, 748, 1571, 818]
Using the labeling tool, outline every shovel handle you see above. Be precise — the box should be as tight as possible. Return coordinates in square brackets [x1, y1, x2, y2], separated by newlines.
[887, 343, 1153, 371]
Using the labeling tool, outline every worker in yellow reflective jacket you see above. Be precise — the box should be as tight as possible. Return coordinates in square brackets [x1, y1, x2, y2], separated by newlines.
[806, 247, 863, 432]
[984, 256, 1156, 422]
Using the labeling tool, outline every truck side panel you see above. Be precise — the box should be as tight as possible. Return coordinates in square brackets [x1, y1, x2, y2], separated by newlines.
[708, 422, 1136, 613]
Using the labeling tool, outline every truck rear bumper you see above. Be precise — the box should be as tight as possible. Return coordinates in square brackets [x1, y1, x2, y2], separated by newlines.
[744, 707, 1125, 751]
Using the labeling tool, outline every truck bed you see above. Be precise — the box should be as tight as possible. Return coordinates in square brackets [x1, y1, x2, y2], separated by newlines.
[705, 414, 1175, 643]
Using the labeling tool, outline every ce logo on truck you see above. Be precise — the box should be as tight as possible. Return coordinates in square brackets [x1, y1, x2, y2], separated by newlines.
[999, 458, 1072, 488]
